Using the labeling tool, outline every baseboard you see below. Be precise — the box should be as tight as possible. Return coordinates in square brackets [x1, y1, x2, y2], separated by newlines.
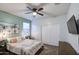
[44, 43, 59, 47]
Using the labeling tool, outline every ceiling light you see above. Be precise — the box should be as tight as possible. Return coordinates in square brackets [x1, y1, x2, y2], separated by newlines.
[33, 12, 37, 15]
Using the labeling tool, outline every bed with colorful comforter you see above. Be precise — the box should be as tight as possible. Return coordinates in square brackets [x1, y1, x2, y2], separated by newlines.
[7, 39, 43, 55]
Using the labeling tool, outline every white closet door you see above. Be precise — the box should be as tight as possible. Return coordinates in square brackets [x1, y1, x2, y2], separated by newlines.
[42, 24, 59, 46]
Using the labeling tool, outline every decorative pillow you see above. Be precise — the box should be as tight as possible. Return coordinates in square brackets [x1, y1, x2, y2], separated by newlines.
[0, 39, 3, 41]
[16, 37, 22, 42]
[10, 37, 17, 43]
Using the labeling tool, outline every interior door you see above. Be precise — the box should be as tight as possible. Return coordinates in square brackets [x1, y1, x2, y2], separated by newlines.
[42, 24, 59, 46]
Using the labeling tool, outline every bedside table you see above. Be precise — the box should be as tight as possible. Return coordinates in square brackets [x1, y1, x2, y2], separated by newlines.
[0, 40, 7, 54]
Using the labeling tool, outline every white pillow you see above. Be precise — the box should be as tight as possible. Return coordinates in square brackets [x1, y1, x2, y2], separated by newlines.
[16, 37, 22, 43]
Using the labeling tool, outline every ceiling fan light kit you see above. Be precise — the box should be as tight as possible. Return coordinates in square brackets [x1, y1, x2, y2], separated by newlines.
[33, 12, 37, 15]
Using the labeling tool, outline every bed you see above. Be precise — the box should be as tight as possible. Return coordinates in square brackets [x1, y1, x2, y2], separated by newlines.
[7, 39, 43, 55]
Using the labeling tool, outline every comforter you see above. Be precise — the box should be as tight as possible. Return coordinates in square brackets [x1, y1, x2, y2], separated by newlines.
[7, 39, 43, 55]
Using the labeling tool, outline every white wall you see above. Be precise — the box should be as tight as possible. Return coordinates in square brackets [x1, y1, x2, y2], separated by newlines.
[64, 4, 79, 53]
[42, 24, 60, 46]
[39, 15, 67, 42]
[31, 19, 41, 41]
[32, 4, 79, 53]
[32, 15, 66, 46]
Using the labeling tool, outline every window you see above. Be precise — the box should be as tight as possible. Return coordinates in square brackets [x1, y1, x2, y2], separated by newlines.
[22, 22, 30, 37]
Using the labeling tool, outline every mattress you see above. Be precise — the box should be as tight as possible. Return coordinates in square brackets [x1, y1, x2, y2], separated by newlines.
[7, 39, 43, 55]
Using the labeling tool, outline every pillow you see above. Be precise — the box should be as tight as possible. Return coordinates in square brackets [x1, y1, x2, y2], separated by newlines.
[16, 37, 22, 42]
[0, 39, 3, 41]
[7, 36, 23, 43]
[6, 38, 10, 43]
[10, 37, 17, 43]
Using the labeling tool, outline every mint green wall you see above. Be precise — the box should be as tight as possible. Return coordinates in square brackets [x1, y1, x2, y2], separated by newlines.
[0, 10, 31, 36]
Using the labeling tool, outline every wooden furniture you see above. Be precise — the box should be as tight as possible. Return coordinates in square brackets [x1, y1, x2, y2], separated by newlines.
[0, 40, 7, 54]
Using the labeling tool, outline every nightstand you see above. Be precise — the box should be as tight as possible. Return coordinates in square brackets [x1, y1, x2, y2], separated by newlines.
[0, 40, 7, 54]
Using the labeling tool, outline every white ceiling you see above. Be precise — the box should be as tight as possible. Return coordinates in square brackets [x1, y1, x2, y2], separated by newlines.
[0, 3, 70, 20]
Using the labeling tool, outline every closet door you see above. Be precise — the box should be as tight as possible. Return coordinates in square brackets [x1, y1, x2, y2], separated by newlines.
[42, 24, 59, 46]
[42, 25, 50, 44]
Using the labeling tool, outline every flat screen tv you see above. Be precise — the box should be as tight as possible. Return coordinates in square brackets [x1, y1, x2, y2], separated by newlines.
[67, 15, 79, 34]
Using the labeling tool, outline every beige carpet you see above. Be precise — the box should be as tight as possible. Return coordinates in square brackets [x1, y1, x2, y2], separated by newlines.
[39, 44, 58, 55]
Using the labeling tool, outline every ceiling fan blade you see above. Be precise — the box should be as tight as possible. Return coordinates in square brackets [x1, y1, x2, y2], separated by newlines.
[38, 8, 43, 11]
[27, 6, 33, 11]
[25, 11, 32, 14]
[18, 9, 30, 12]
[37, 12, 44, 16]
[54, 3, 61, 5]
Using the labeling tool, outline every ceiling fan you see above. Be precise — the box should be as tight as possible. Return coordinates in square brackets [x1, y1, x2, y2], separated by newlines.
[24, 3, 61, 17]
[25, 6, 44, 16]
